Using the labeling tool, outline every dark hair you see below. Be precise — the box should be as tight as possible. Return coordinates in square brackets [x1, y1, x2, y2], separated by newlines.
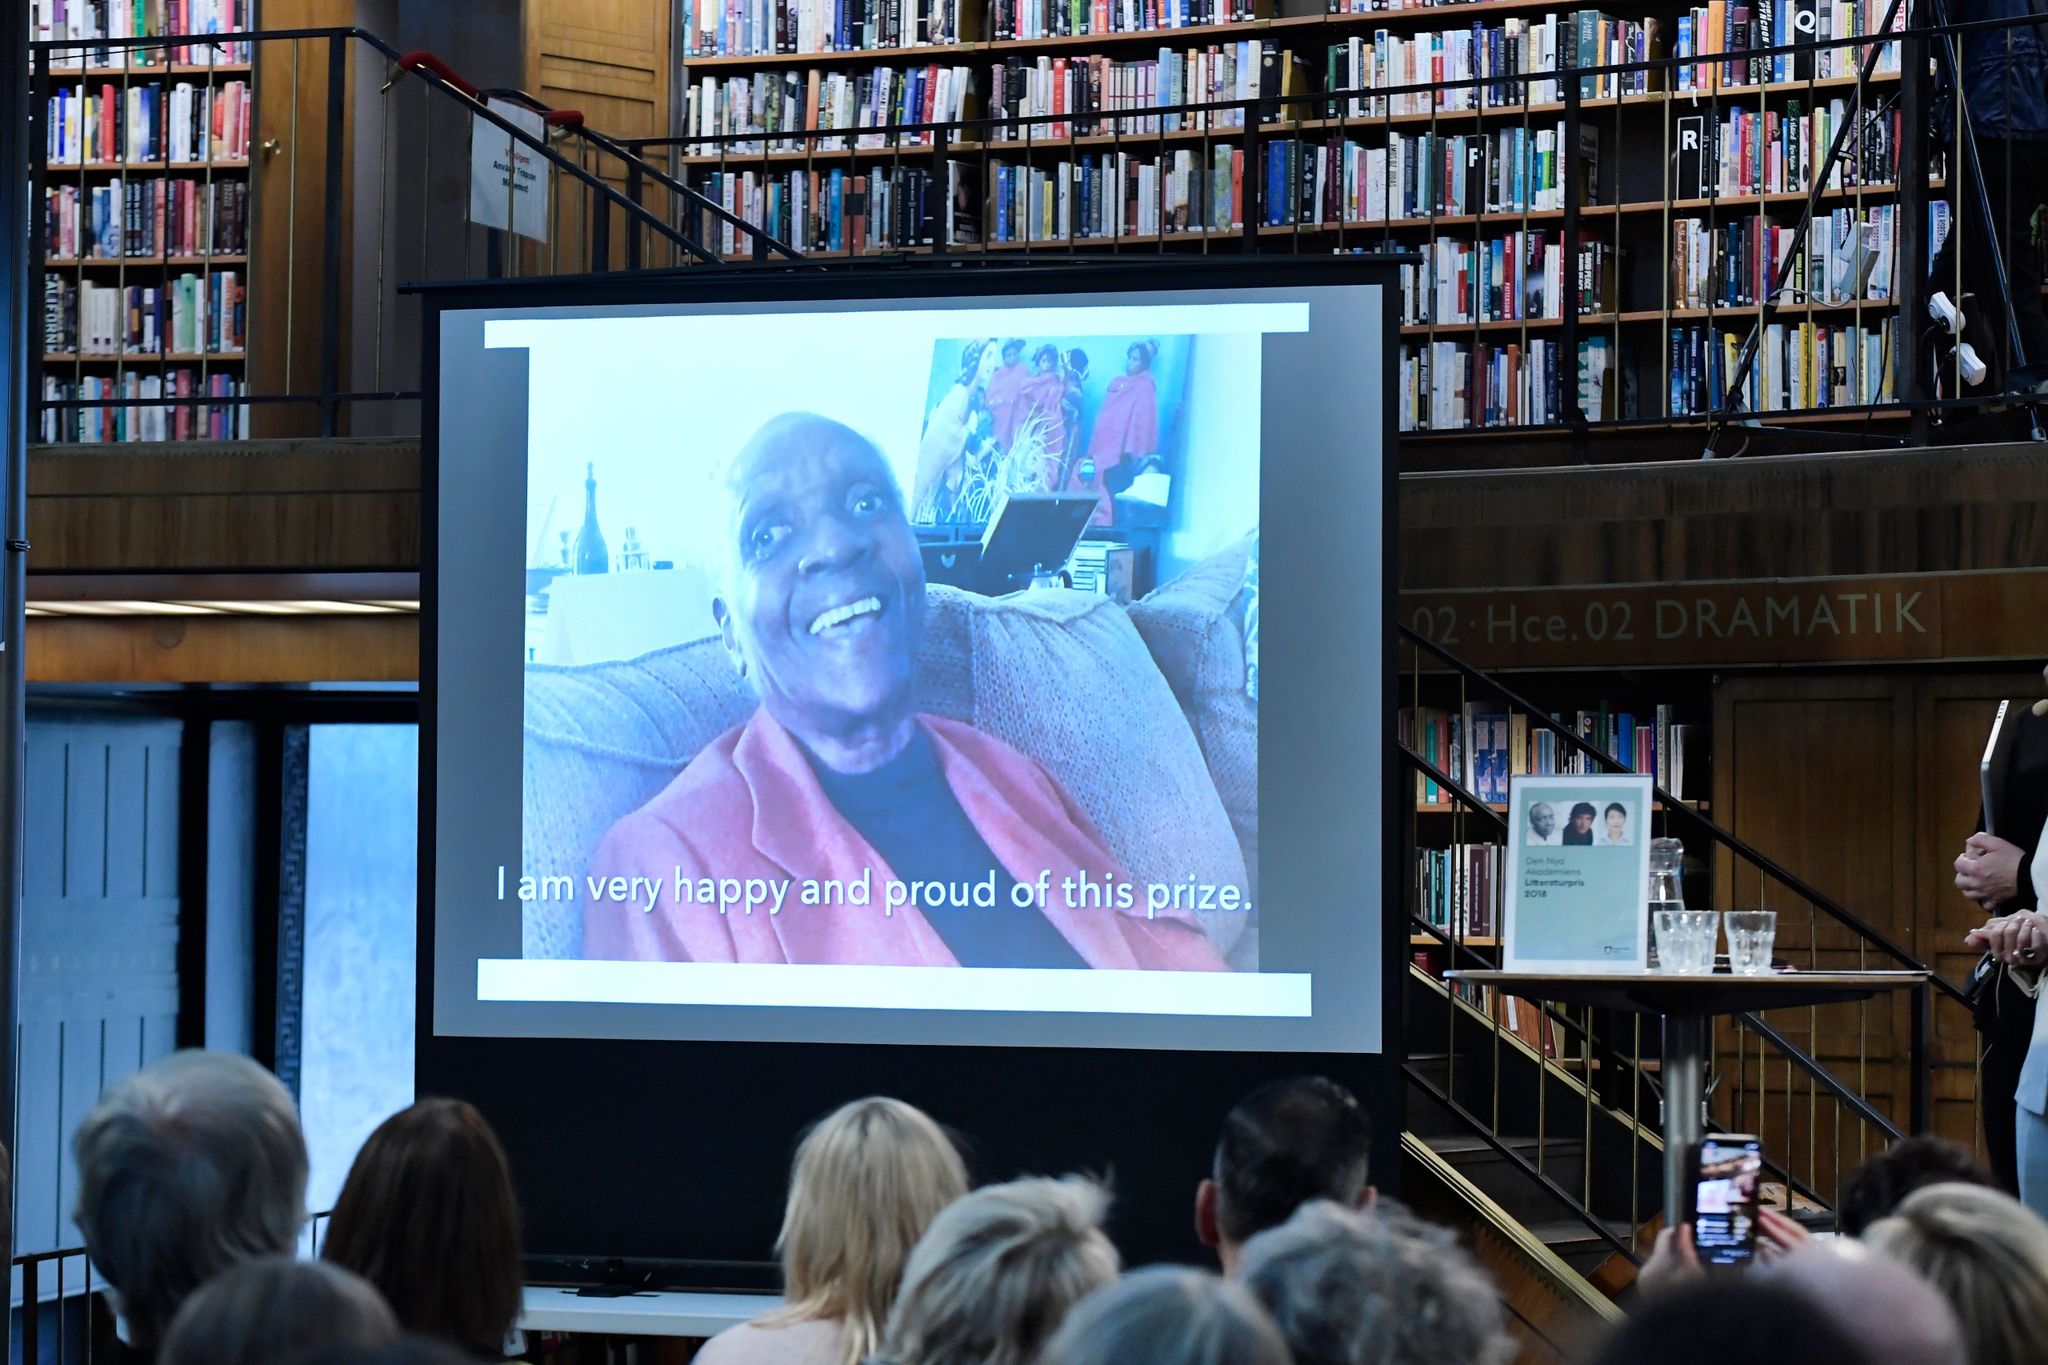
[1570, 802, 1598, 820]
[1587, 1280, 1876, 1365]
[1839, 1136, 1996, 1237]
[1065, 348, 1090, 377]
[1002, 337, 1026, 356]
[1604, 803, 1627, 819]
[1212, 1078, 1371, 1245]
[322, 1099, 524, 1356]
[158, 1256, 397, 1365]
[1034, 344, 1061, 368]
[958, 339, 994, 385]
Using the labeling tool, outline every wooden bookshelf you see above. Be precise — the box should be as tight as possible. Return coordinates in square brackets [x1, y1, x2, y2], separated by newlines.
[32, 1, 259, 444]
[675, 0, 1922, 445]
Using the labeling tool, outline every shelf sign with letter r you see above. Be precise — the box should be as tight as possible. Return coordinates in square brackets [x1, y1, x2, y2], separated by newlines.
[1398, 569, 2048, 670]
[470, 98, 550, 241]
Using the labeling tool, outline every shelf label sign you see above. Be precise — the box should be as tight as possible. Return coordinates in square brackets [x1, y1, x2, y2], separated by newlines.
[1401, 570, 2048, 670]
[471, 98, 550, 242]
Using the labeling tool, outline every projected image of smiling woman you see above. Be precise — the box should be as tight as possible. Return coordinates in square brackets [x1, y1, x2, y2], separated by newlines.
[580, 413, 1228, 973]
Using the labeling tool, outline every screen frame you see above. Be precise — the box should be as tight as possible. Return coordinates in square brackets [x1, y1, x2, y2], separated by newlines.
[414, 254, 1408, 1281]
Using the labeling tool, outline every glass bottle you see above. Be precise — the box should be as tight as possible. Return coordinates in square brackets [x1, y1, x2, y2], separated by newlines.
[574, 461, 609, 575]
[1647, 837, 1686, 968]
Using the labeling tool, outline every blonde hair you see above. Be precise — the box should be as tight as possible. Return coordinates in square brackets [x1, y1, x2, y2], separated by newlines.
[1864, 1182, 2048, 1365]
[755, 1097, 968, 1365]
[873, 1175, 1120, 1365]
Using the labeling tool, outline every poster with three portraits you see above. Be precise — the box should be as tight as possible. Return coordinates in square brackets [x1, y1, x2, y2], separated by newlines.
[1502, 773, 1654, 973]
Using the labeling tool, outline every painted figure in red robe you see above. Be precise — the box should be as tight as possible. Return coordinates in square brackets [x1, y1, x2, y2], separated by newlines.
[1070, 340, 1160, 525]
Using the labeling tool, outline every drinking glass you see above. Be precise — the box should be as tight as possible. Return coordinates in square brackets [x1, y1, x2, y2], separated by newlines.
[1726, 910, 1778, 975]
[1655, 910, 1720, 974]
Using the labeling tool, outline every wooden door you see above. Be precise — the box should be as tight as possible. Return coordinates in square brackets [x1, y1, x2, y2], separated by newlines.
[1915, 672, 2044, 1155]
[1711, 674, 1917, 1200]
[249, 2, 356, 436]
[523, 0, 673, 270]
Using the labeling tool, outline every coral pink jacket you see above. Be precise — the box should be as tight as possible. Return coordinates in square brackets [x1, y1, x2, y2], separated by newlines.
[581, 708, 1228, 971]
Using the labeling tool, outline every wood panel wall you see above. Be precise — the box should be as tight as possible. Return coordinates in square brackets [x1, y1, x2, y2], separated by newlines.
[1710, 670, 2039, 1180]
[1402, 443, 2048, 593]
[524, 0, 671, 266]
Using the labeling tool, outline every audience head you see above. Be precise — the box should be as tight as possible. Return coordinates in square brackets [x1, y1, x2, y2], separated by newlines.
[71, 1049, 308, 1348]
[157, 1256, 397, 1365]
[1240, 1198, 1511, 1365]
[1761, 1238, 1964, 1365]
[322, 1098, 523, 1357]
[874, 1175, 1119, 1365]
[1588, 1277, 1875, 1365]
[1862, 1182, 2048, 1365]
[1198, 1076, 1373, 1272]
[296, 1341, 478, 1365]
[1837, 1135, 1996, 1236]
[760, 1096, 969, 1365]
[1041, 1266, 1290, 1365]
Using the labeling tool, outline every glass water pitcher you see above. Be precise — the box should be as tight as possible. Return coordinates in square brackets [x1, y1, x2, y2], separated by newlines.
[1647, 837, 1686, 968]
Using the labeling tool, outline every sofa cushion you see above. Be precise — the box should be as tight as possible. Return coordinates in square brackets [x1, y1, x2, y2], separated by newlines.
[522, 585, 1250, 960]
[1128, 537, 1259, 902]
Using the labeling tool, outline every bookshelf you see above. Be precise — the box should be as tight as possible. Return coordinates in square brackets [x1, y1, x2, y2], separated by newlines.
[665, 0, 1929, 448]
[31, 2, 257, 444]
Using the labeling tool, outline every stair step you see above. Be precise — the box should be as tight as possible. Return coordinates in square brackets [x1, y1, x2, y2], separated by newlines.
[1521, 1218, 1638, 1279]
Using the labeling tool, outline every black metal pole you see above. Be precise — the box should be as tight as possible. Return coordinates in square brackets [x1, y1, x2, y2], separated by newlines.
[0, 17, 33, 1349]
[319, 36, 347, 436]
[1910, 981, 1932, 1133]
[1898, 2, 1931, 444]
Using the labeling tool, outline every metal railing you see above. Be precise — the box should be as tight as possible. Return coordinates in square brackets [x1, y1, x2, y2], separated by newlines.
[11, 1213, 331, 1364]
[29, 26, 791, 445]
[626, 12, 2048, 455]
[27, 15, 2047, 451]
[1399, 623, 1966, 1269]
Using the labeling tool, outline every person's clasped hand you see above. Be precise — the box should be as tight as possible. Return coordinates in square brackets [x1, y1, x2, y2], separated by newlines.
[1638, 1224, 1703, 1297]
[1965, 910, 2048, 967]
[1956, 833, 2025, 908]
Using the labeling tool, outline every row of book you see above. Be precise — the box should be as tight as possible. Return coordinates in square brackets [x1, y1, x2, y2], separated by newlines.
[984, 42, 1283, 141]
[1670, 204, 1897, 309]
[1673, 103, 1897, 199]
[44, 79, 251, 164]
[1403, 703, 1696, 804]
[1400, 231, 1616, 326]
[1257, 124, 1596, 228]
[684, 65, 975, 152]
[39, 371, 248, 443]
[1325, 11, 1666, 117]
[1672, 0, 1901, 90]
[44, 176, 248, 259]
[42, 270, 246, 355]
[1666, 319, 1894, 414]
[691, 164, 977, 254]
[1397, 336, 1579, 430]
[683, 0, 982, 57]
[996, 0, 1267, 41]
[990, 147, 1239, 239]
[30, 0, 252, 65]
[1674, 318, 1896, 413]
[1417, 843, 1501, 939]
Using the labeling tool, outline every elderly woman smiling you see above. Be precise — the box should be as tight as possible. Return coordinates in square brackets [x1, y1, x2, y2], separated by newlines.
[581, 411, 1227, 971]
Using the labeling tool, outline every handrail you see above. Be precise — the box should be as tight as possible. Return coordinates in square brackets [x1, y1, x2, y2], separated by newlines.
[29, 26, 788, 267]
[1401, 1132, 1625, 1324]
[1400, 624, 1968, 1007]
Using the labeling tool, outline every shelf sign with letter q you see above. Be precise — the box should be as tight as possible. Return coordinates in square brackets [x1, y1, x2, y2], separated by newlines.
[1398, 569, 2048, 671]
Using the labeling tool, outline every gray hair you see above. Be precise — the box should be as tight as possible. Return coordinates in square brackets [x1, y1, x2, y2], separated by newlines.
[872, 1175, 1120, 1365]
[71, 1050, 309, 1347]
[1240, 1199, 1513, 1365]
[1041, 1266, 1291, 1365]
[158, 1255, 398, 1365]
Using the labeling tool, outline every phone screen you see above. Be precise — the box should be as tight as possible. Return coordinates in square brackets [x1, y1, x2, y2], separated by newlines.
[1692, 1137, 1763, 1266]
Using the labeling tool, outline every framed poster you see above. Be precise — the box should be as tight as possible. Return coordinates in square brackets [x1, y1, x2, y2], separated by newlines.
[1502, 774, 1654, 973]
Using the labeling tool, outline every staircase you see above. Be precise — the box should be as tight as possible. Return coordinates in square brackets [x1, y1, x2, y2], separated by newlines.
[1394, 626, 1965, 1326]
